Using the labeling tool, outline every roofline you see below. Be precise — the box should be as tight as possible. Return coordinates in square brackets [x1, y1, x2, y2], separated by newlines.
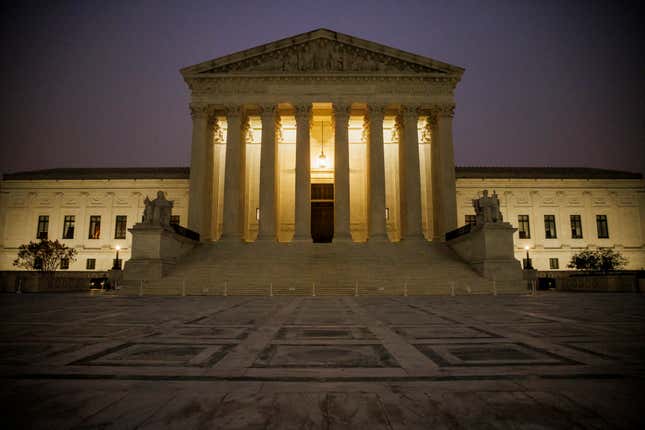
[2, 167, 190, 181]
[455, 166, 643, 180]
[3, 166, 642, 181]
[180, 28, 465, 77]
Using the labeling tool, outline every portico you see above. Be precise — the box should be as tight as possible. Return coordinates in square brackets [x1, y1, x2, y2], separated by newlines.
[182, 29, 464, 244]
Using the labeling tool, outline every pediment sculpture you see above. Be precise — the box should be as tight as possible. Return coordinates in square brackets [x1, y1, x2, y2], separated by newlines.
[143, 191, 174, 228]
[202, 39, 445, 74]
[473, 190, 503, 225]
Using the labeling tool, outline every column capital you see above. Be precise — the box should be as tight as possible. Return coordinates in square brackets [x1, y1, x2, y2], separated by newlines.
[190, 103, 211, 120]
[430, 103, 456, 118]
[294, 103, 312, 121]
[225, 104, 243, 118]
[367, 104, 386, 120]
[332, 102, 351, 116]
[259, 104, 277, 119]
[400, 104, 420, 119]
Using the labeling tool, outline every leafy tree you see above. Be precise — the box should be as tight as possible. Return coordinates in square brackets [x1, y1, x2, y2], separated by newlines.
[567, 248, 627, 272]
[13, 239, 78, 274]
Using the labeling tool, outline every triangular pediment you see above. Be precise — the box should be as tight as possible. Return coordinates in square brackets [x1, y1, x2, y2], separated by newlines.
[181, 29, 464, 76]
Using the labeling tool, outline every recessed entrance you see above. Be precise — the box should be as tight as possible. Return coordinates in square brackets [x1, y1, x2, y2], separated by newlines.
[311, 184, 334, 243]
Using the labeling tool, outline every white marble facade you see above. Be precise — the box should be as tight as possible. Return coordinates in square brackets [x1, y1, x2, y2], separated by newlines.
[1, 30, 644, 272]
[1, 170, 644, 271]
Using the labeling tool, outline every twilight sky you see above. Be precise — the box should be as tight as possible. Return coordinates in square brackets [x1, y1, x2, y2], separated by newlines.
[1, 0, 643, 175]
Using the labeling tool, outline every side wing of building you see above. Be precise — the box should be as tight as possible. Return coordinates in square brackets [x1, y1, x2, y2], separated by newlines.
[1, 166, 644, 271]
[456, 167, 645, 270]
[0, 168, 190, 271]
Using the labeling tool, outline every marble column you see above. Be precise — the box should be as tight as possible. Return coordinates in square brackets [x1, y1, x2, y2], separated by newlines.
[428, 112, 442, 240]
[221, 105, 244, 240]
[333, 102, 351, 242]
[188, 104, 210, 238]
[293, 103, 312, 241]
[257, 104, 277, 240]
[367, 105, 388, 240]
[399, 105, 423, 239]
[201, 114, 218, 241]
[433, 104, 458, 239]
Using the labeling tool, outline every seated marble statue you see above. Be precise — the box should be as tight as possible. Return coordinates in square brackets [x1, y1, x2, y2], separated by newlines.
[143, 191, 174, 228]
[472, 190, 503, 225]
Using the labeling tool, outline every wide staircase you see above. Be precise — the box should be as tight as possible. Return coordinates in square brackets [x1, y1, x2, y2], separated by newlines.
[119, 240, 526, 296]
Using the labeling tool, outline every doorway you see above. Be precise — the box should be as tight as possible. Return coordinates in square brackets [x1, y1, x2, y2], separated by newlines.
[311, 184, 334, 243]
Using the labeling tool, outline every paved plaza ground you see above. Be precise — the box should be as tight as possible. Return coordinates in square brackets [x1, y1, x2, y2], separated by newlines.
[0, 292, 644, 429]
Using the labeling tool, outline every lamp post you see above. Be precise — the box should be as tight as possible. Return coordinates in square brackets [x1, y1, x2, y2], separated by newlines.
[112, 245, 122, 270]
[523, 245, 533, 270]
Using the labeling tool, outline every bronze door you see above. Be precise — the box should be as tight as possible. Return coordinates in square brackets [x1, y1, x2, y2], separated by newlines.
[311, 201, 334, 243]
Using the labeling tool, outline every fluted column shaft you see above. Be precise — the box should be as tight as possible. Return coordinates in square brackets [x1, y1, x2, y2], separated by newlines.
[432, 105, 458, 239]
[367, 105, 388, 240]
[257, 104, 277, 240]
[221, 106, 244, 240]
[293, 104, 312, 241]
[400, 106, 423, 239]
[333, 103, 351, 241]
[188, 104, 210, 238]
[428, 113, 442, 240]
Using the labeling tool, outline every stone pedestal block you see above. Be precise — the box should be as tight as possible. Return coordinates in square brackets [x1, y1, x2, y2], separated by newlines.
[123, 224, 197, 281]
[447, 223, 522, 281]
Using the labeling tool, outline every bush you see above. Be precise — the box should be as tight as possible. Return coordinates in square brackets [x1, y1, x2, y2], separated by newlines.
[13, 239, 78, 274]
[567, 248, 627, 272]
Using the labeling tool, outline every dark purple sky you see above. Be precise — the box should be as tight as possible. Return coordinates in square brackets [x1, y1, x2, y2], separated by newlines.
[2, 0, 643, 175]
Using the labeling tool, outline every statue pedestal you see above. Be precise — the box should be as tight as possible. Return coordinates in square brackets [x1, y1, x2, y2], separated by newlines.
[447, 222, 522, 282]
[123, 224, 197, 281]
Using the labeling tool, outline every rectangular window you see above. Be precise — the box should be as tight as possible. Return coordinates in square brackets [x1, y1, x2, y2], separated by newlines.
[570, 215, 583, 239]
[518, 215, 530, 239]
[36, 215, 49, 239]
[465, 215, 476, 226]
[86, 258, 96, 270]
[62, 215, 75, 239]
[88, 216, 101, 239]
[544, 215, 557, 239]
[60, 258, 69, 270]
[596, 215, 609, 238]
[549, 258, 559, 270]
[114, 215, 127, 239]
[170, 215, 180, 225]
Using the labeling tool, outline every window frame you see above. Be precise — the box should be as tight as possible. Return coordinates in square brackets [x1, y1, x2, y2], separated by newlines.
[36, 215, 49, 240]
[170, 215, 180, 225]
[86, 258, 96, 270]
[114, 215, 127, 239]
[544, 215, 557, 239]
[518, 215, 530, 239]
[549, 258, 559, 270]
[88, 216, 101, 239]
[62, 215, 75, 239]
[570, 214, 583, 239]
[596, 215, 609, 239]
[60, 257, 70, 270]
[465, 214, 476, 226]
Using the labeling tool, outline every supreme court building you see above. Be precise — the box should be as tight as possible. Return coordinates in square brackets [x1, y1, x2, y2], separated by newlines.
[182, 28, 462, 245]
[1, 29, 644, 294]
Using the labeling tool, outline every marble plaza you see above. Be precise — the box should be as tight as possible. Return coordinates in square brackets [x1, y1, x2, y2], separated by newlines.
[1, 292, 644, 428]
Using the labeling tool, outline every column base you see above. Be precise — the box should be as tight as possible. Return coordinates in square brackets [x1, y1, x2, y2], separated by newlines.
[292, 235, 313, 243]
[219, 233, 244, 243]
[333, 233, 353, 244]
[256, 233, 277, 242]
[367, 234, 389, 242]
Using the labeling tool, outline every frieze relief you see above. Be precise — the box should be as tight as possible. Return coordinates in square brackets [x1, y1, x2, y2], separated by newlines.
[87, 194, 108, 207]
[188, 77, 456, 100]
